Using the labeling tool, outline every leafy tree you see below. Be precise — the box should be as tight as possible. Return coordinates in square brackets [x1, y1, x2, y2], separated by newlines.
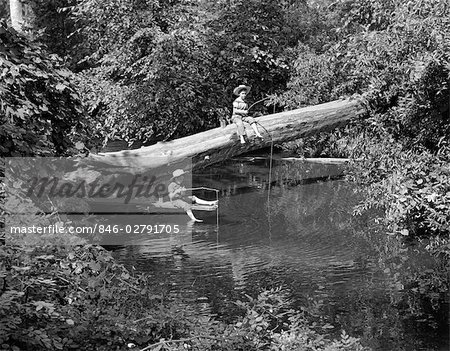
[0, 0, 9, 19]
[69, 0, 330, 145]
[278, 0, 449, 147]
[206, 0, 290, 100]
[26, 0, 82, 69]
[0, 20, 87, 156]
[275, 0, 450, 271]
[71, 0, 183, 65]
[274, 0, 450, 334]
[26, 0, 328, 147]
[70, 0, 256, 144]
[71, 0, 223, 144]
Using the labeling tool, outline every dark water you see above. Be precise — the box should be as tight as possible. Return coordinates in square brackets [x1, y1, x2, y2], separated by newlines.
[112, 157, 449, 351]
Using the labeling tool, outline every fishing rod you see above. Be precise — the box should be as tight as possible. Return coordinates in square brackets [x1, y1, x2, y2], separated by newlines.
[248, 96, 270, 111]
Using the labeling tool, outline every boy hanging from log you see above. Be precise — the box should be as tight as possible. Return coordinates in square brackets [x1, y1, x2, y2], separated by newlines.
[231, 85, 264, 144]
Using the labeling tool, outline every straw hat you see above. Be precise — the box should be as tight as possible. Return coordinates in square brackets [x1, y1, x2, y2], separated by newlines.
[233, 85, 251, 95]
[171, 169, 187, 179]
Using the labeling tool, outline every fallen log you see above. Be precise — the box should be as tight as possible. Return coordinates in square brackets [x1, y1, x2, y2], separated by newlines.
[89, 97, 366, 172]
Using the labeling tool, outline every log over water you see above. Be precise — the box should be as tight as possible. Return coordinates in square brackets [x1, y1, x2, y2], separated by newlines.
[89, 98, 366, 172]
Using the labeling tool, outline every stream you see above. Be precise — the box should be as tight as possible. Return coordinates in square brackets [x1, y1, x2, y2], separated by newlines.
[110, 156, 449, 351]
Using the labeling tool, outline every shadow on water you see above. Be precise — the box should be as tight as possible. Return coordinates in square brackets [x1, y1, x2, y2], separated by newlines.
[112, 157, 449, 351]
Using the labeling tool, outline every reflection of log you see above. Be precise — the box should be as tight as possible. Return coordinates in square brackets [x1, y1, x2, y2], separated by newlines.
[236, 156, 350, 164]
[283, 158, 350, 164]
[90, 98, 366, 171]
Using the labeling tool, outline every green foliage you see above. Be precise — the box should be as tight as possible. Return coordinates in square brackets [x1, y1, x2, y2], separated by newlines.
[280, 127, 354, 158]
[116, 27, 224, 141]
[0, 20, 87, 156]
[230, 288, 369, 351]
[206, 0, 290, 99]
[0, 0, 8, 19]
[277, 0, 450, 148]
[70, 0, 226, 144]
[72, 0, 164, 65]
[67, 0, 330, 145]
[272, 328, 368, 351]
[0, 245, 211, 350]
[350, 139, 450, 244]
[26, 0, 81, 68]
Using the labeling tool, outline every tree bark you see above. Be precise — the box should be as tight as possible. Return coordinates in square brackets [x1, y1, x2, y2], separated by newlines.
[9, 0, 24, 32]
[89, 98, 366, 172]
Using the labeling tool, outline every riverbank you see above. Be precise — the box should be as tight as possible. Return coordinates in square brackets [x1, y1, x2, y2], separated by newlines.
[1, 243, 370, 351]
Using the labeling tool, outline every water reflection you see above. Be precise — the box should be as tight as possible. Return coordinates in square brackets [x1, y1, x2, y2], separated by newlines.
[112, 157, 448, 351]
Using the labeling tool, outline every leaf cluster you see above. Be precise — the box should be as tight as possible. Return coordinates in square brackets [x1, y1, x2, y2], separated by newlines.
[277, 0, 449, 148]
[0, 20, 87, 156]
[0, 244, 203, 350]
[350, 142, 450, 243]
[56, 0, 330, 145]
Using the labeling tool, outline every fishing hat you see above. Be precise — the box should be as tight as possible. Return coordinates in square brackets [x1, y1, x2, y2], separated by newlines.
[233, 85, 251, 95]
[171, 169, 187, 179]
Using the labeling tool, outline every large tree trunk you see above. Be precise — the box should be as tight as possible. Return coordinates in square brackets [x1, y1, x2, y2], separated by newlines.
[9, 0, 24, 32]
[89, 98, 366, 172]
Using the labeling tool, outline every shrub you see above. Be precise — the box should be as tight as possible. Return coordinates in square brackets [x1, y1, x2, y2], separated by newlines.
[0, 20, 87, 156]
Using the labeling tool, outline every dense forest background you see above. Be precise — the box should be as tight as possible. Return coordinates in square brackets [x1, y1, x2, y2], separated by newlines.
[0, 0, 449, 350]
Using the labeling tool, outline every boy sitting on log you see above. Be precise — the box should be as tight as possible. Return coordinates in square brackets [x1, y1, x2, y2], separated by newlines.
[231, 85, 264, 144]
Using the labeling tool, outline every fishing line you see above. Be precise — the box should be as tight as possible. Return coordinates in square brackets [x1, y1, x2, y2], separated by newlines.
[265, 132, 274, 242]
[246, 98, 275, 213]
[233, 96, 276, 238]
[253, 121, 274, 196]
[252, 119, 274, 241]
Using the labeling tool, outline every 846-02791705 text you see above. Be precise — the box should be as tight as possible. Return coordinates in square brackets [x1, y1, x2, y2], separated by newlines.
[8, 223, 180, 235]
[96, 224, 180, 234]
